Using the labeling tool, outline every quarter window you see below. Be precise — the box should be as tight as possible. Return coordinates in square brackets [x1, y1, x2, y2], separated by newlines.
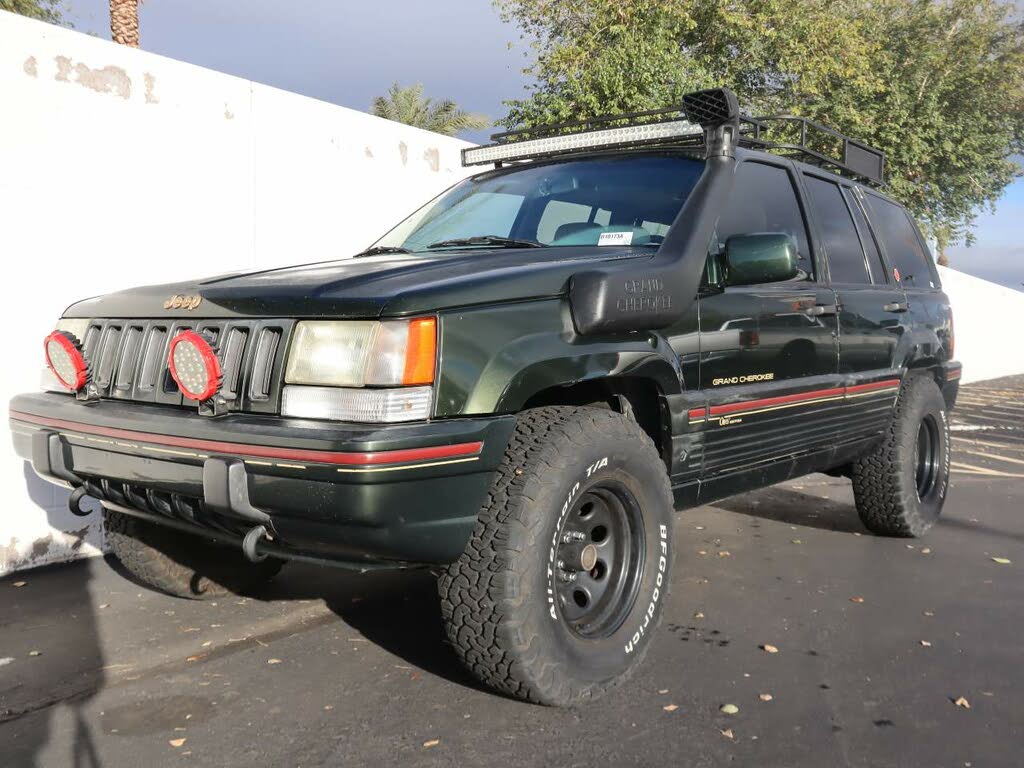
[864, 194, 934, 287]
[842, 188, 888, 284]
[803, 176, 870, 284]
[716, 162, 813, 279]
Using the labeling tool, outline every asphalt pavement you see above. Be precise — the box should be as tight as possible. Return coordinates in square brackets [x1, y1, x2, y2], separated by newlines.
[2, 375, 1022, 767]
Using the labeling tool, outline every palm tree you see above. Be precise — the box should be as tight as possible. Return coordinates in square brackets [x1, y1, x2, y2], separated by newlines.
[109, 0, 139, 47]
[371, 83, 489, 137]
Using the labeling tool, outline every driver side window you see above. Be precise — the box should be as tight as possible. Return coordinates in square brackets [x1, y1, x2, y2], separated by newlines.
[713, 161, 814, 281]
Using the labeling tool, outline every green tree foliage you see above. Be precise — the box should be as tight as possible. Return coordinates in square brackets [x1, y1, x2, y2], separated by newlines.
[497, 0, 1024, 254]
[371, 83, 490, 137]
[1, 0, 66, 24]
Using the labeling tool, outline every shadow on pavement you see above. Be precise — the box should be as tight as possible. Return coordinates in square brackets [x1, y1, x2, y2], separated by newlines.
[710, 484, 868, 534]
[252, 564, 491, 695]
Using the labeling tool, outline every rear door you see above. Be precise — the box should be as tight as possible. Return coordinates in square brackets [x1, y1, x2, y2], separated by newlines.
[801, 174, 904, 377]
[695, 159, 840, 478]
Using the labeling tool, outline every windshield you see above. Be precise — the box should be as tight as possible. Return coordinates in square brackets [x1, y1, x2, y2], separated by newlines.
[372, 153, 705, 252]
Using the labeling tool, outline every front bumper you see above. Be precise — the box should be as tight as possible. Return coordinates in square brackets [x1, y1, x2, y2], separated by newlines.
[10, 392, 515, 567]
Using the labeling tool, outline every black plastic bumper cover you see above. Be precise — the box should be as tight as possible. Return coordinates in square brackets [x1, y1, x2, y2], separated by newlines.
[10, 392, 516, 567]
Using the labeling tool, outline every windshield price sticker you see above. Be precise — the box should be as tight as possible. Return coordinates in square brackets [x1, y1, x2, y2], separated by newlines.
[598, 231, 634, 246]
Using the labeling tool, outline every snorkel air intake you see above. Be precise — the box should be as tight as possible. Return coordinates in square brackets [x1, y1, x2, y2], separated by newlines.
[568, 88, 741, 335]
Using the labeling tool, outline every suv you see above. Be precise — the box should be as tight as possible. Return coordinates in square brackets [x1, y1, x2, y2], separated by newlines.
[10, 88, 960, 706]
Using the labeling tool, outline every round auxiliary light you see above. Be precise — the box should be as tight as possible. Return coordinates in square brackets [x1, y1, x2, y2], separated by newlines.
[168, 330, 222, 401]
[43, 330, 89, 392]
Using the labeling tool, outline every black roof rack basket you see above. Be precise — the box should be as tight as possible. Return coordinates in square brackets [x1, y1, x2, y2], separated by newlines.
[740, 115, 885, 185]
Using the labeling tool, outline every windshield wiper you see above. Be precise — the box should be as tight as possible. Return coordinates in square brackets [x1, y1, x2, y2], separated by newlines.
[353, 245, 412, 258]
[426, 235, 543, 250]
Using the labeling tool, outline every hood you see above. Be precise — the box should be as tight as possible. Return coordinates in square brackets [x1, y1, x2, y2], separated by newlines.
[64, 246, 652, 319]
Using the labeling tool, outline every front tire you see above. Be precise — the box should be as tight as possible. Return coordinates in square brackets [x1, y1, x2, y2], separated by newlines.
[104, 509, 284, 598]
[851, 376, 951, 537]
[438, 406, 674, 705]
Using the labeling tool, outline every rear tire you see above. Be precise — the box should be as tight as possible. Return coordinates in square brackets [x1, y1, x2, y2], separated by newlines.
[438, 406, 674, 706]
[104, 509, 284, 599]
[851, 376, 950, 537]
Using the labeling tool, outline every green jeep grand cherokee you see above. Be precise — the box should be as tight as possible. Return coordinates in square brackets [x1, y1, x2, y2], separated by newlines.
[10, 88, 960, 705]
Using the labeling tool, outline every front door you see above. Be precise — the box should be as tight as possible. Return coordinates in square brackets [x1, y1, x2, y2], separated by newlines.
[695, 160, 840, 478]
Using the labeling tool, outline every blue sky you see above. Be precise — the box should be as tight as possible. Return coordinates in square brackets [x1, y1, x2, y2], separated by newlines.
[64, 0, 1021, 290]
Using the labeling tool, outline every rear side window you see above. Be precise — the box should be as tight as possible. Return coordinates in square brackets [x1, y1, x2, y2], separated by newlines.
[864, 195, 934, 287]
[716, 162, 813, 279]
[803, 176, 870, 284]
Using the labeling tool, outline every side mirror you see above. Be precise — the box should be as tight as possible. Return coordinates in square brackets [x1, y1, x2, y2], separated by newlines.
[723, 233, 799, 286]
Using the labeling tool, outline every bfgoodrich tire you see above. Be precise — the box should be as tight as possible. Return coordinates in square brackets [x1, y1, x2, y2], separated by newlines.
[104, 509, 284, 599]
[851, 376, 951, 537]
[438, 406, 674, 706]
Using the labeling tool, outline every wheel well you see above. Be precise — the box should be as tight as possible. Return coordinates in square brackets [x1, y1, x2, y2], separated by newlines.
[521, 378, 670, 470]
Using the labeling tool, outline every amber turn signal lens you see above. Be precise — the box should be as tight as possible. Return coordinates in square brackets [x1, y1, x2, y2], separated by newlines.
[403, 317, 436, 386]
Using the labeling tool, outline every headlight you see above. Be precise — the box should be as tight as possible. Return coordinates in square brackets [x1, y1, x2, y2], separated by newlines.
[282, 317, 436, 422]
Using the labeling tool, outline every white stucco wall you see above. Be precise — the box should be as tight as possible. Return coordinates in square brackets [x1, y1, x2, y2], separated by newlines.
[0, 10, 475, 574]
[938, 266, 1024, 384]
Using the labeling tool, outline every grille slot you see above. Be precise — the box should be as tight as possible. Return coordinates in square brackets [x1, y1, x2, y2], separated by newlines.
[249, 328, 281, 401]
[75, 318, 292, 413]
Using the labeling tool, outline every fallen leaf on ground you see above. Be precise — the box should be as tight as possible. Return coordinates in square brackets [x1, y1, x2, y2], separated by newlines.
[761, 644, 779, 654]
[185, 654, 207, 663]
[698, 550, 708, 556]
[759, 693, 773, 702]
[169, 738, 187, 748]
[720, 704, 739, 715]
[267, 658, 282, 665]
[791, 539, 802, 545]
[28, 650, 41, 657]
[695, 525, 705, 530]
[991, 557, 1011, 565]
[658, 689, 669, 694]
[663, 704, 679, 712]
[720, 728, 735, 739]
[850, 596, 865, 603]
[694, 612, 705, 619]
[12, 581, 26, 587]
[923, 611, 935, 617]
[920, 640, 932, 647]
[954, 696, 971, 709]
[718, 551, 731, 558]
[921, 548, 932, 554]
[423, 739, 440, 748]
[324, 705, 334, 711]
[99, 604, 109, 609]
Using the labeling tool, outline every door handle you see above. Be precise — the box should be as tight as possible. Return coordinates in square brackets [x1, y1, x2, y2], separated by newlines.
[883, 301, 909, 313]
[805, 304, 838, 316]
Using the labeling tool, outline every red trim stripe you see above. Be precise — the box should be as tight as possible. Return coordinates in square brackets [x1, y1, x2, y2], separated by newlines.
[689, 378, 901, 422]
[946, 369, 962, 381]
[9, 410, 483, 466]
[709, 386, 845, 417]
[846, 379, 901, 395]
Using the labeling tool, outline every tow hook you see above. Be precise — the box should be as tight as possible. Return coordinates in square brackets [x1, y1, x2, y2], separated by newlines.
[67, 485, 93, 517]
[242, 524, 270, 563]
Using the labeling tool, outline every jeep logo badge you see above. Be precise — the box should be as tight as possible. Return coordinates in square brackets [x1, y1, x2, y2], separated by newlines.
[164, 294, 203, 310]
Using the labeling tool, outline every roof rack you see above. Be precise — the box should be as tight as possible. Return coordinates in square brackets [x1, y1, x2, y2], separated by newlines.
[741, 115, 885, 185]
[462, 103, 884, 186]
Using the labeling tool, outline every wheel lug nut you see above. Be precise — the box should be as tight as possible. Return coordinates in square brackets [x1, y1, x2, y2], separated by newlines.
[562, 530, 585, 544]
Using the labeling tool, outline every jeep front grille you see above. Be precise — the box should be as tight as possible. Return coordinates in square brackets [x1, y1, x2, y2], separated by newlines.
[79, 318, 294, 413]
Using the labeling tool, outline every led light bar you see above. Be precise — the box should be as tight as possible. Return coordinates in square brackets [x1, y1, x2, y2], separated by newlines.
[462, 119, 701, 167]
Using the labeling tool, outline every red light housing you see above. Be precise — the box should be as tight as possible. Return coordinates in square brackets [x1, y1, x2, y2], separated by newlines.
[44, 330, 89, 392]
[168, 330, 222, 401]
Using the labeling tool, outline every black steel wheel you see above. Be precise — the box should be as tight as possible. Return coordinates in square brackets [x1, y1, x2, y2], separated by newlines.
[914, 414, 941, 501]
[555, 482, 645, 640]
[439, 406, 674, 706]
